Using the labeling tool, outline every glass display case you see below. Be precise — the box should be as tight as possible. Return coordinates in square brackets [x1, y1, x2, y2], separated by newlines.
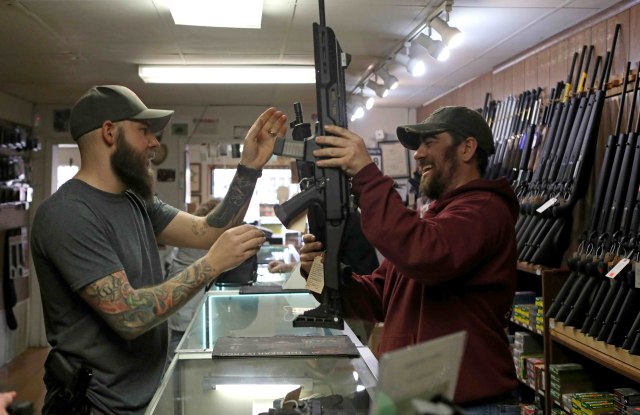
[148, 353, 377, 414]
[178, 292, 363, 352]
[147, 291, 378, 415]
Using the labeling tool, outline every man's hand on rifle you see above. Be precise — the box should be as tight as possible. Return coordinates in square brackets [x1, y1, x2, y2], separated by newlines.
[315, 125, 374, 176]
[299, 233, 325, 277]
[240, 107, 288, 169]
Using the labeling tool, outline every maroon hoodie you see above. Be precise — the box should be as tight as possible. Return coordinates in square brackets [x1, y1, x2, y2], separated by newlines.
[345, 163, 519, 404]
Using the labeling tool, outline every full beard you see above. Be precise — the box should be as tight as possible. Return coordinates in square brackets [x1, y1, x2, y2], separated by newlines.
[420, 144, 459, 200]
[111, 128, 155, 202]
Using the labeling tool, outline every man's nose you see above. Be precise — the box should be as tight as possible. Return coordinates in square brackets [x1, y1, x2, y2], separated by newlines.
[148, 133, 160, 147]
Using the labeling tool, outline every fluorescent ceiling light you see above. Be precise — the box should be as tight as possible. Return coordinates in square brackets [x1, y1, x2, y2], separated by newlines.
[215, 384, 301, 398]
[168, 0, 264, 29]
[138, 65, 316, 84]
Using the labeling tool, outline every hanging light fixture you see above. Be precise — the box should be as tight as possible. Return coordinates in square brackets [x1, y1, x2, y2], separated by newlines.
[394, 44, 426, 77]
[429, 16, 464, 49]
[348, 93, 373, 121]
[347, 102, 362, 122]
[366, 80, 389, 98]
[415, 33, 450, 61]
[350, 1, 460, 99]
[349, 100, 365, 122]
[377, 68, 399, 90]
[364, 94, 375, 110]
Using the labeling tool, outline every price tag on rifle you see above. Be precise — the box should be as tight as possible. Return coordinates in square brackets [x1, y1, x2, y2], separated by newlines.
[635, 263, 640, 289]
[606, 258, 630, 279]
[305, 256, 325, 294]
[536, 197, 558, 214]
[288, 210, 308, 233]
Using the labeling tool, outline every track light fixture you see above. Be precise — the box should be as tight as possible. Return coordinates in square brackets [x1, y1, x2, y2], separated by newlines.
[378, 68, 399, 90]
[364, 94, 375, 110]
[415, 33, 450, 61]
[366, 80, 389, 98]
[348, 93, 374, 121]
[348, 102, 365, 122]
[350, 0, 460, 101]
[394, 45, 426, 77]
[429, 16, 463, 49]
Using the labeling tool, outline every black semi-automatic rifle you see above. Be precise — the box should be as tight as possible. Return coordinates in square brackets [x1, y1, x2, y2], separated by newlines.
[272, 0, 352, 329]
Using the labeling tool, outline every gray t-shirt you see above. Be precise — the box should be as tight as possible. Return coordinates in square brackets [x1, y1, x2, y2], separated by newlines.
[31, 179, 179, 414]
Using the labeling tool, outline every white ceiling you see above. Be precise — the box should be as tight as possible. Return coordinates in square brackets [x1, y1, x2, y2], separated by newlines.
[0, 0, 625, 112]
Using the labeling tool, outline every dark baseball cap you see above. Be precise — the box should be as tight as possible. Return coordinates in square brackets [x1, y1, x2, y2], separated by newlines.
[69, 85, 174, 140]
[396, 106, 495, 155]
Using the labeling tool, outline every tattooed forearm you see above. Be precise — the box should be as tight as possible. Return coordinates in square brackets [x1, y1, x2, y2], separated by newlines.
[81, 258, 217, 340]
[206, 165, 261, 228]
[191, 217, 207, 236]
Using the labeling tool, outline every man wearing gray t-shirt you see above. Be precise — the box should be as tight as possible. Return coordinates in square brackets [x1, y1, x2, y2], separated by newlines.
[31, 85, 287, 415]
[164, 198, 220, 366]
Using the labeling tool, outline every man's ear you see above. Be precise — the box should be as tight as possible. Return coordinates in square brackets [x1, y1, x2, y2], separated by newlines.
[100, 121, 117, 146]
[460, 137, 478, 162]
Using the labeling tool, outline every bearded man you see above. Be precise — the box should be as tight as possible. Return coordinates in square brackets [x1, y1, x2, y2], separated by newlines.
[31, 85, 287, 414]
[298, 106, 520, 411]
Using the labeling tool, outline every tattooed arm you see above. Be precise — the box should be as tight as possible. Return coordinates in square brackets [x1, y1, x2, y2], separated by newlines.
[81, 225, 265, 340]
[157, 107, 287, 249]
[157, 165, 262, 249]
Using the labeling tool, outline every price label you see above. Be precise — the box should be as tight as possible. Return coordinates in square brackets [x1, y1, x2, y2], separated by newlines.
[606, 258, 630, 279]
[305, 256, 325, 294]
[536, 197, 557, 213]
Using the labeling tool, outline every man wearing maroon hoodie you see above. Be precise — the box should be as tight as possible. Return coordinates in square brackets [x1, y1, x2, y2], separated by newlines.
[301, 106, 520, 411]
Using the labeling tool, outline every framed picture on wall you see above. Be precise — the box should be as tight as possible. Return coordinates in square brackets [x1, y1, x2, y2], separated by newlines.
[368, 148, 383, 172]
[378, 141, 410, 178]
[190, 163, 201, 193]
[191, 194, 201, 205]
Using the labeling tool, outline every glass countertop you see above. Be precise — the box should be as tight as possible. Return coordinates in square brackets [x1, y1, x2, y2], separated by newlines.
[178, 292, 359, 352]
[209, 263, 289, 292]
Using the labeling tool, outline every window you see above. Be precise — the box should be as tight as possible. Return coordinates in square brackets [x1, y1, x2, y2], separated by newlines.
[211, 167, 292, 224]
[57, 165, 79, 190]
[54, 144, 80, 191]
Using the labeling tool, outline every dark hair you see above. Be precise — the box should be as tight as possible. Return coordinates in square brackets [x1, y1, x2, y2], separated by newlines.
[448, 130, 489, 176]
[194, 198, 222, 217]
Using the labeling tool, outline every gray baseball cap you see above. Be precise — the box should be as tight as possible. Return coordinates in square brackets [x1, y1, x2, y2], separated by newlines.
[69, 85, 174, 140]
[396, 106, 495, 155]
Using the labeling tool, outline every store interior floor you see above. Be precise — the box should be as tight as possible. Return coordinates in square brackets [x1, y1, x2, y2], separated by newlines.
[0, 347, 48, 414]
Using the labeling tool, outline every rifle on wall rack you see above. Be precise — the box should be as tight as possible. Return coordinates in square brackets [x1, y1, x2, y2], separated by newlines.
[517, 24, 621, 267]
[544, 28, 640, 356]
